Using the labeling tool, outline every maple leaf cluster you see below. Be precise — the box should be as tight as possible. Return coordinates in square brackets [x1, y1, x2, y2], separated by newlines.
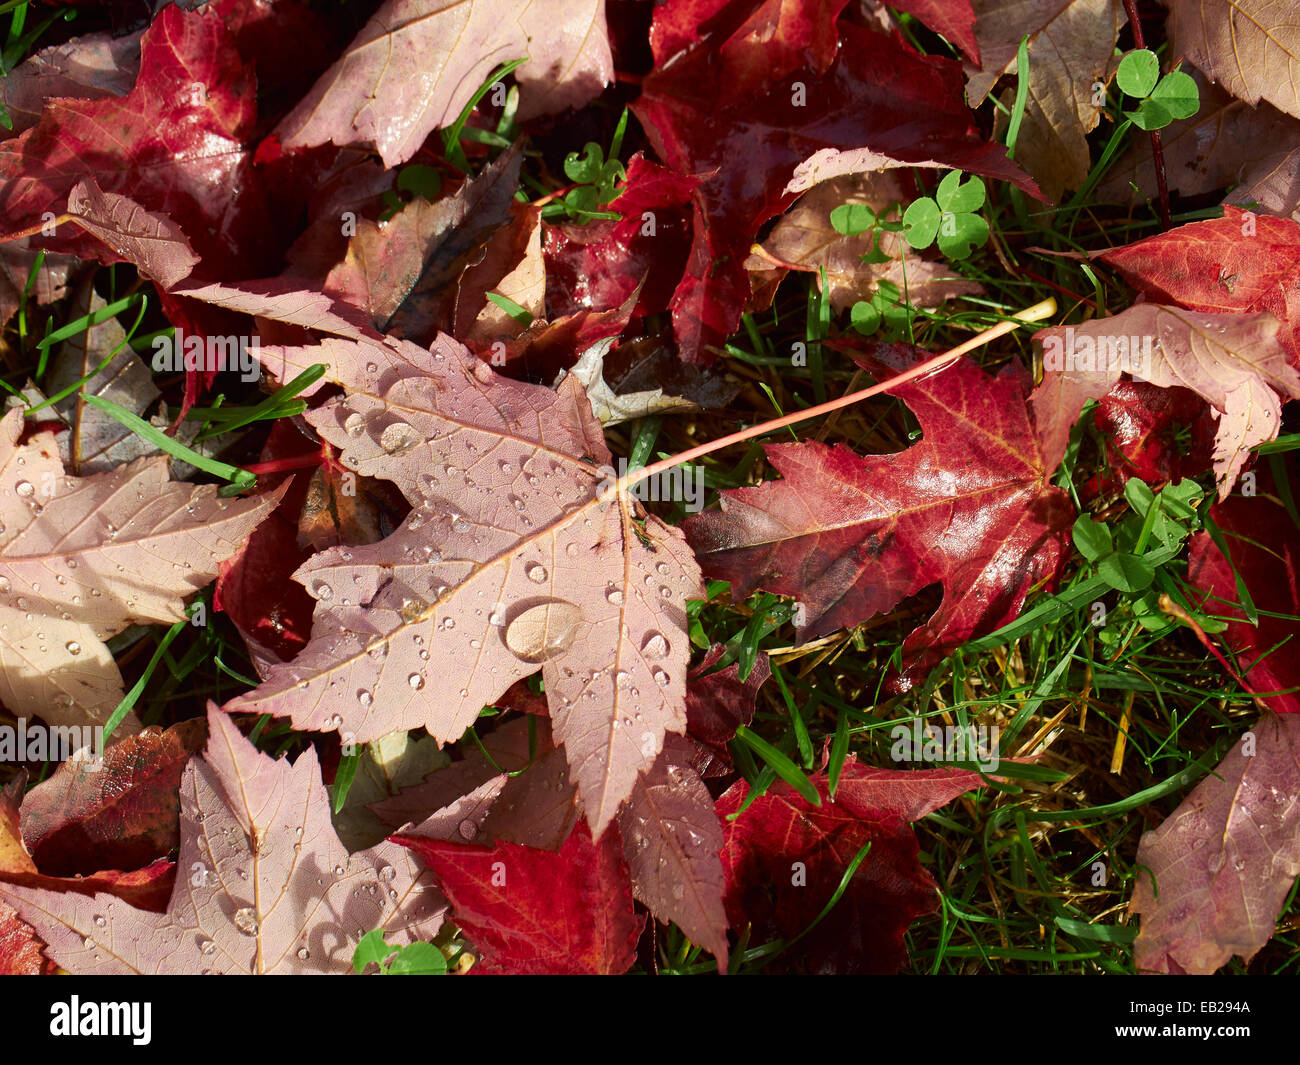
[0, 0, 1295, 978]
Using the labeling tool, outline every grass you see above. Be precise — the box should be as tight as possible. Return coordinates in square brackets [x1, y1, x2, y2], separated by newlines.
[0, 4, 1296, 976]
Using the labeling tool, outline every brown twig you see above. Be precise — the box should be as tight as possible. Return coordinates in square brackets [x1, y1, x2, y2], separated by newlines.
[1121, 0, 1172, 229]
[622, 297, 1057, 491]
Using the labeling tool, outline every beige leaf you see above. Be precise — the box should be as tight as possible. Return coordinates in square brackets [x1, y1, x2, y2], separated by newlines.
[0, 410, 279, 731]
[223, 329, 703, 839]
[1031, 305, 1300, 495]
[1170, 0, 1300, 118]
[968, 0, 1124, 202]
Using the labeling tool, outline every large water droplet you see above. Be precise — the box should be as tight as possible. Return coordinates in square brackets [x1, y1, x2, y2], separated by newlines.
[233, 908, 259, 936]
[524, 562, 548, 584]
[380, 421, 419, 454]
[65, 641, 81, 656]
[641, 632, 669, 659]
[15, 480, 33, 498]
[504, 600, 583, 664]
[357, 689, 373, 708]
[458, 819, 478, 841]
[343, 412, 365, 437]
[408, 673, 425, 690]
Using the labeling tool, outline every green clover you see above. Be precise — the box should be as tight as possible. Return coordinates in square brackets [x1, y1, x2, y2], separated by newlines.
[1116, 49, 1199, 131]
[902, 171, 988, 260]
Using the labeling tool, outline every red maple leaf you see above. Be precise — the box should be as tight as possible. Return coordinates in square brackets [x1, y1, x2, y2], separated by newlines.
[718, 757, 985, 973]
[631, 0, 1036, 361]
[1099, 207, 1300, 365]
[684, 357, 1073, 688]
[394, 821, 644, 975]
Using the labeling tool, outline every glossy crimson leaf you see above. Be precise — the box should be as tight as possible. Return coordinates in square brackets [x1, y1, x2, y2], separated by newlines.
[395, 820, 643, 974]
[684, 357, 1073, 688]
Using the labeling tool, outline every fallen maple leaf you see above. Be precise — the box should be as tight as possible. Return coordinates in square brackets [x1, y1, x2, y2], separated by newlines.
[1187, 461, 1300, 714]
[394, 819, 643, 975]
[1170, 0, 1300, 119]
[0, 408, 279, 732]
[719, 757, 986, 973]
[0, 706, 448, 974]
[618, 735, 728, 967]
[684, 357, 1073, 688]
[1030, 304, 1300, 497]
[965, 0, 1125, 202]
[632, 0, 1037, 360]
[1130, 713, 1300, 973]
[274, 0, 613, 168]
[19, 718, 207, 877]
[209, 303, 703, 838]
[0, 4, 277, 280]
[1098, 207, 1300, 364]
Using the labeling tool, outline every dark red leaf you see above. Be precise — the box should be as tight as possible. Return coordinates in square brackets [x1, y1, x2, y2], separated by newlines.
[20, 718, 207, 877]
[683, 644, 771, 776]
[1187, 461, 1300, 714]
[632, 0, 1037, 360]
[394, 821, 643, 974]
[684, 358, 1073, 688]
[3, 4, 276, 280]
[1085, 380, 1216, 500]
[717, 757, 983, 973]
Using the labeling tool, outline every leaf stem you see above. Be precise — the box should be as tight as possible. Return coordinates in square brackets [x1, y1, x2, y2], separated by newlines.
[621, 298, 1057, 492]
[1120, 0, 1171, 229]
